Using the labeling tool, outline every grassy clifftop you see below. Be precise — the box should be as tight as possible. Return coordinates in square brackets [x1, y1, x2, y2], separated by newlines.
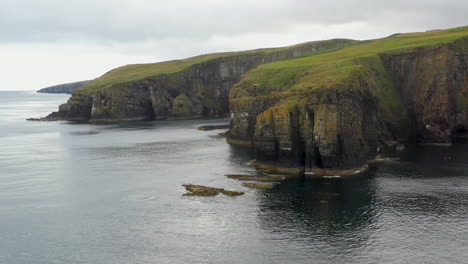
[227, 26, 468, 170]
[235, 26, 468, 91]
[231, 26, 468, 119]
[76, 39, 353, 93]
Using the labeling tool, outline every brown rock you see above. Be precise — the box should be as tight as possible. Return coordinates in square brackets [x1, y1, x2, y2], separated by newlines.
[182, 184, 244, 197]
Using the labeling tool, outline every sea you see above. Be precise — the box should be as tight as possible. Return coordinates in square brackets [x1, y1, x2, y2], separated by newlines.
[0, 91, 467, 264]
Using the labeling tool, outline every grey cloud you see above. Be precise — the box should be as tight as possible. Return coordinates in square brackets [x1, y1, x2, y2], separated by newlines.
[1, 0, 466, 91]
[1, 0, 466, 44]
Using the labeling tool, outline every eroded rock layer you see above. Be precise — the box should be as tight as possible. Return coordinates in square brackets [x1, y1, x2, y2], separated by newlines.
[380, 39, 468, 143]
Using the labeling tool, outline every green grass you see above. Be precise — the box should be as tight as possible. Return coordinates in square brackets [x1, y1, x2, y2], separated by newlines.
[242, 26, 468, 91]
[76, 25, 468, 122]
[232, 26, 468, 118]
[77, 39, 352, 93]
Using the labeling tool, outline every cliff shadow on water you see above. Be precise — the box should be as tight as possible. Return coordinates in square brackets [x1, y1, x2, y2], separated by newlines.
[256, 174, 379, 241]
[250, 139, 468, 263]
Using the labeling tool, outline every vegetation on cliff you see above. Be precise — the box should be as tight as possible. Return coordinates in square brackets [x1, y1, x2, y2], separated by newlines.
[231, 26, 468, 117]
[228, 26, 468, 170]
[40, 26, 468, 171]
[46, 39, 352, 121]
[172, 94, 194, 117]
[75, 39, 352, 94]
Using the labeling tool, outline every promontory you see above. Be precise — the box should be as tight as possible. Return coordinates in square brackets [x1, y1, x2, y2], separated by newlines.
[38, 26, 468, 172]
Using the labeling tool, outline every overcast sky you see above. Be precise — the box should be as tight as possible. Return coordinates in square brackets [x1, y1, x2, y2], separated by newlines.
[1, 0, 466, 91]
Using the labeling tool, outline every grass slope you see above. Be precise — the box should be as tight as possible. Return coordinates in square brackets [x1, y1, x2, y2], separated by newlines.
[242, 26, 468, 91]
[232, 26, 468, 120]
[77, 39, 351, 93]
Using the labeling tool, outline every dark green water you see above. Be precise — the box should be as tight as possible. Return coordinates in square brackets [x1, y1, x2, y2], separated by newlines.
[0, 91, 467, 264]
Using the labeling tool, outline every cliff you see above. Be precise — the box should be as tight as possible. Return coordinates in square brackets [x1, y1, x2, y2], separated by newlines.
[37, 80, 91, 94]
[43, 39, 352, 122]
[227, 27, 468, 171]
[39, 26, 468, 171]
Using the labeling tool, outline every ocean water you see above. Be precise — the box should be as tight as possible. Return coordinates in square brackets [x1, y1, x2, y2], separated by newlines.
[0, 91, 467, 264]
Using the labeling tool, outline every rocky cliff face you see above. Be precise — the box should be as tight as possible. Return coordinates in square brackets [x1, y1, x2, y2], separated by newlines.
[380, 38, 468, 143]
[228, 75, 398, 170]
[44, 40, 351, 122]
[253, 92, 387, 170]
[227, 37, 468, 171]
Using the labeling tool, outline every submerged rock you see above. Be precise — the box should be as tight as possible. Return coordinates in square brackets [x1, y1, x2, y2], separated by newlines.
[197, 125, 230, 131]
[304, 164, 369, 177]
[182, 184, 244, 197]
[242, 182, 278, 189]
[249, 161, 304, 176]
[225, 174, 285, 182]
[27, 118, 48, 121]
[371, 155, 400, 162]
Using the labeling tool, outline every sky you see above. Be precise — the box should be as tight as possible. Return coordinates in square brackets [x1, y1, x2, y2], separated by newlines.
[1, 0, 467, 91]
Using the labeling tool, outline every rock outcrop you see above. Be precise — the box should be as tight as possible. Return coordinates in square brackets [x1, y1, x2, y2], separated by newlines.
[182, 184, 244, 197]
[37, 80, 91, 94]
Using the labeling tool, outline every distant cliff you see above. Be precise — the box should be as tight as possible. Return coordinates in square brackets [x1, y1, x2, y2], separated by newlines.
[41, 39, 353, 122]
[37, 26, 468, 171]
[37, 80, 91, 94]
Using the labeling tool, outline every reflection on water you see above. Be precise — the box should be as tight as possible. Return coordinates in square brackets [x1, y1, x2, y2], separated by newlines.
[254, 175, 378, 263]
[263, 176, 377, 232]
[1, 91, 468, 264]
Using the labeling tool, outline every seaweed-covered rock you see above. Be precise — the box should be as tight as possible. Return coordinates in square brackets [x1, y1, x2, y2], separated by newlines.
[197, 125, 230, 131]
[172, 94, 194, 117]
[182, 184, 244, 197]
[225, 174, 285, 182]
[242, 182, 277, 189]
